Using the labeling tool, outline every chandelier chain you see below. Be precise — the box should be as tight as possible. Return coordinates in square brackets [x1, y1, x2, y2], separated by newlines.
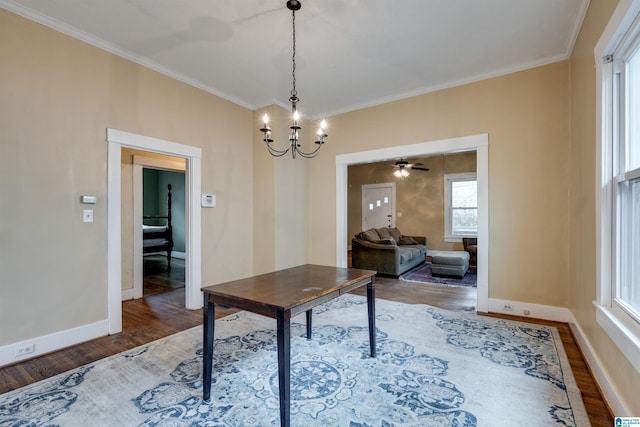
[259, 0, 327, 159]
[291, 9, 297, 98]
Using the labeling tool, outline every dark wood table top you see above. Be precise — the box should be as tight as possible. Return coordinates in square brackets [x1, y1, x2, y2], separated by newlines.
[201, 264, 376, 318]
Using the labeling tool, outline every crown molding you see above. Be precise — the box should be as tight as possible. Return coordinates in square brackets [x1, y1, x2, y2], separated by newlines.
[0, 0, 254, 111]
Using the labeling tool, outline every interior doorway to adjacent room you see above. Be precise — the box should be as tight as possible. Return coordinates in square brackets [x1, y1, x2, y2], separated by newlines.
[140, 167, 186, 297]
[336, 134, 489, 313]
[107, 128, 203, 335]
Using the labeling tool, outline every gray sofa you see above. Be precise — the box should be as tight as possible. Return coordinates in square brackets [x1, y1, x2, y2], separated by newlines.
[352, 227, 427, 277]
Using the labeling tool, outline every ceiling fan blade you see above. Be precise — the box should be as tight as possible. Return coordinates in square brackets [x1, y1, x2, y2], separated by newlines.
[411, 167, 430, 171]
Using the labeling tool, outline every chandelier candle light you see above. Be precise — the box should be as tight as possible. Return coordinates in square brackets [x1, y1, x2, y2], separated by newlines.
[259, 0, 328, 158]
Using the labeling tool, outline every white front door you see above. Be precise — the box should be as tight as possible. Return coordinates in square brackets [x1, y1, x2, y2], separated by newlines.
[362, 183, 396, 230]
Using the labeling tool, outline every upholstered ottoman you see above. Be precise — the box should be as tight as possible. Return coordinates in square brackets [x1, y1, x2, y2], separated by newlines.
[431, 251, 470, 278]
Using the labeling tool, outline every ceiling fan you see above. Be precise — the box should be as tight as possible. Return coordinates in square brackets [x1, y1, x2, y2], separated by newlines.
[392, 160, 429, 177]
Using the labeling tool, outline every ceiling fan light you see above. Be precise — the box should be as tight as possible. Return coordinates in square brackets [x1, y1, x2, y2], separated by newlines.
[394, 169, 409, 178]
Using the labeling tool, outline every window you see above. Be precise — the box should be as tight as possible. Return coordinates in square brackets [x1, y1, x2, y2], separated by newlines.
[618, 46, 640, 319]
[595, 0, 640, 372]
[444, 173, 477, 242]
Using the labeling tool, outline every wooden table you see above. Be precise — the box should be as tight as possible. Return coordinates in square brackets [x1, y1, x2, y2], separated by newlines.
[201, 264, 377, 427]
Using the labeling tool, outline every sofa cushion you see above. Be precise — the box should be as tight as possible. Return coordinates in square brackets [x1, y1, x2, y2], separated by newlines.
[398, 235, 418, 245]
[399, 246, 423, 263]
[373, 237, 396, 245]
[359, 228, 381, 242]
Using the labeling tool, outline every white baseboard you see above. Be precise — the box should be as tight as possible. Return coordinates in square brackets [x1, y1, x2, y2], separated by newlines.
[2, 294, 626, 418]
[489, 298, 628, 416]
[0, 320, 109, 368]
[121, 288, 134, 301]
[487, 298, 571, 322]
[568, 313, 629, 416]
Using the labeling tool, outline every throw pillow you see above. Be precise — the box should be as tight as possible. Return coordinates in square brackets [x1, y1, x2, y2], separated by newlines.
[359, 228, 381, 242]
[399, 235, 419, 245]
[376, 228, 392, 239]
[387, 227, 402, 242]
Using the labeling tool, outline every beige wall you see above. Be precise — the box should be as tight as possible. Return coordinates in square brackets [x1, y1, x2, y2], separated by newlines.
[1, 1, 637, 413]
[309, 60, 571, 308]
[0, 9, 254, 346]
[252, 105, 311, 275]
[569, 0, 640, 414]
[348, 152, 476, 251]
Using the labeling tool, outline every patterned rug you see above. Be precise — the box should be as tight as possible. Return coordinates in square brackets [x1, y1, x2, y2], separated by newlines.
[0, 295, 587, 426]
[401, 262, 477, 287]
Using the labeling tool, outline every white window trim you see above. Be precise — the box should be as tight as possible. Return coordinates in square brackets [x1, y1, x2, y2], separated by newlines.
[444, 172, 477, 243]
[595, 0, 640, 374]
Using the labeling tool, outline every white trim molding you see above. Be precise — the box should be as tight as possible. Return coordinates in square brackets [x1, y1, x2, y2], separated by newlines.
[594, 0, 640, 379]
[488, 298, 571, 322]
[0, 0, 253, 112]
[592, 0, 640, 416]
[336, 133, 490, 313]
[595, 303, 640, 374]
[107, 128, 202, 335]
[0, 320, 109, 367]
[570, 311, 632, 416]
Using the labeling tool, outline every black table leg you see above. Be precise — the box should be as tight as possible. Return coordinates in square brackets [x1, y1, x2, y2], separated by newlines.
[306, 309, 312, 339]
[276, 310, 291, 427]
[367, 278, 376, 357]
[202, 296, 215, 401]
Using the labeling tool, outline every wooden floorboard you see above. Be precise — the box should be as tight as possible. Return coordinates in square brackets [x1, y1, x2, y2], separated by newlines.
[0, 260, 613, 425]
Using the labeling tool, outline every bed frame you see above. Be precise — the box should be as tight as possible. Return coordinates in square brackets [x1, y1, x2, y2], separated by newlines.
[143, 184, 174, 272]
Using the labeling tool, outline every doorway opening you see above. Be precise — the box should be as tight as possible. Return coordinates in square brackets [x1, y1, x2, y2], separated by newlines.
[141, 167, 186, 297]
[107, 128, 202, 335]
[336, 133, 489, 312]
[127, 152, 188, 299]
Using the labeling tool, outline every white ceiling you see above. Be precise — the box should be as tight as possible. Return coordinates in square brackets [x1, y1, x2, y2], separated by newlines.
[2, 0, 589, 119]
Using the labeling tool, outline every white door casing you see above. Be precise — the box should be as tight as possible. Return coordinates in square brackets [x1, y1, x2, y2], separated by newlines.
[107, 128, 202, 334]
[336, 133, 489, 313]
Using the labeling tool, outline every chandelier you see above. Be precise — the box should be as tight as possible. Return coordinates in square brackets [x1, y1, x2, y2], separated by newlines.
[259, 0, 327, 159]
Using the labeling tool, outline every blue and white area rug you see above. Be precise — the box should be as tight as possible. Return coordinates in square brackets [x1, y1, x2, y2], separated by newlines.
[0, 295, 588, 426]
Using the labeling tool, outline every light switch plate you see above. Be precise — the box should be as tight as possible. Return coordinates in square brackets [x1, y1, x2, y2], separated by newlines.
[83, 209, 93, 222]
[201, 194, 216, 208]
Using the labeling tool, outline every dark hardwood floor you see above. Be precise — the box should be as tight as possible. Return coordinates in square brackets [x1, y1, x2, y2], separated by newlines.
[0, 260, 613, 426]
[143, 254, 185, 296]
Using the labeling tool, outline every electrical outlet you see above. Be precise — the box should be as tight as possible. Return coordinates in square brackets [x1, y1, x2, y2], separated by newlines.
[15, 343, 35, 357]
[503, 304, 514, 311]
